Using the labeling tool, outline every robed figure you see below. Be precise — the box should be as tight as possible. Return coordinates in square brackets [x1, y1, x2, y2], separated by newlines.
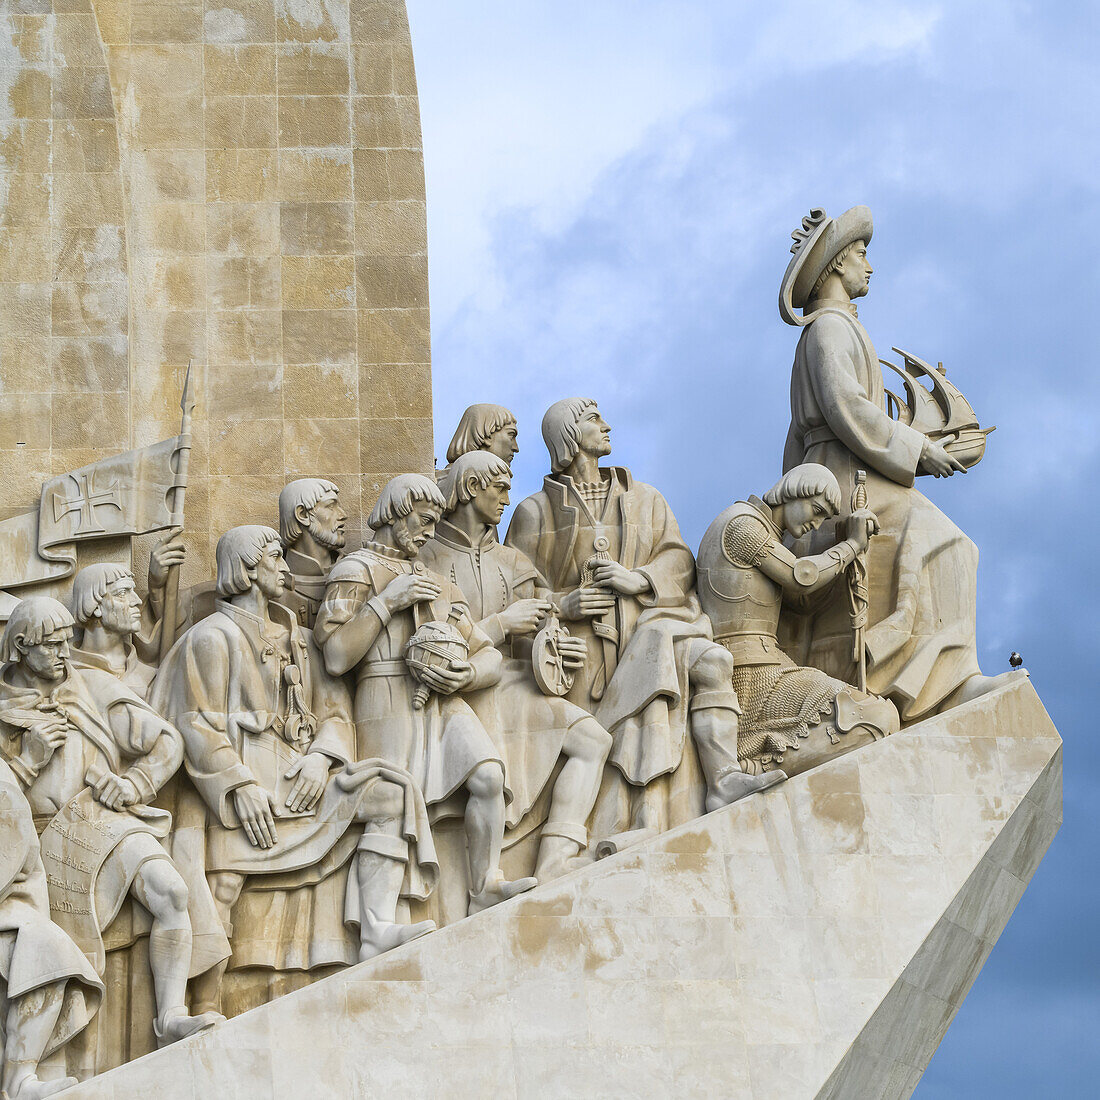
[779, 206, 1017, 721]
[506, 399, 779, 840]
[0, 756, 103, 1100]
[152, 526, 437, 1015]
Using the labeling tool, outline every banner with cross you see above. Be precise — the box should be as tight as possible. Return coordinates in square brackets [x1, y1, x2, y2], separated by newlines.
[0, 435, 186, 592]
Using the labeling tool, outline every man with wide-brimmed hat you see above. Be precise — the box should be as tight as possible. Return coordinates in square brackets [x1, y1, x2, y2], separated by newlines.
[778, 206, 1020, 721]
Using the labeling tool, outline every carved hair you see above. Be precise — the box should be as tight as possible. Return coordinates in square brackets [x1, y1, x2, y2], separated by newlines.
[216, 525, 281, 598]
[445, 404, 517, 464]
[542, 397, 598, 473]
[279, 478, 340, 545]
[439, 451, 512, 513]
[810, 240, 859, 299]
[368, 474, 445, 531]
[1, 596, 75, 663]
[70, 563, 134, 626]
[762, 464, 842, 513]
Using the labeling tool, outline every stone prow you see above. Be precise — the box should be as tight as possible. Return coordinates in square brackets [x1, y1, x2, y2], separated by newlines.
[64, 677, 1060, 1099]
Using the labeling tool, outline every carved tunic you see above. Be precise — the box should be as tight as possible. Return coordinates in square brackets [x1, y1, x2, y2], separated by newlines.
[507, 467, 711, 786]
[0, 665, 225, 973]
[420, 521, 598, 829]
[284, 546, 330, 629]
[314, 542, 504, 813]
[152, 600, 434, 888]
[784, 303, 981, 720]
[0, 755, 103, 1055]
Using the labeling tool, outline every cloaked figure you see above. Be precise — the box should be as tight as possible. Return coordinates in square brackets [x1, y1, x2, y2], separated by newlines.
[506, 398, 782, 842]
[152, 525, 437, 1016]
[315, 475, 536, 916]
[780, 206, 1021, 719]
[0, 755, 103, 1100]
[421, 452, 612, 882]
[0, 597, 224, 1057]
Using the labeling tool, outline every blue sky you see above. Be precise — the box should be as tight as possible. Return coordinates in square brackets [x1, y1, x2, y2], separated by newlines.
[408, 1, 1097, 1093]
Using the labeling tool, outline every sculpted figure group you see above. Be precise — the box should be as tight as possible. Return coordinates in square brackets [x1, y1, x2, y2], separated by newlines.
[0, 207, 1019, 1094]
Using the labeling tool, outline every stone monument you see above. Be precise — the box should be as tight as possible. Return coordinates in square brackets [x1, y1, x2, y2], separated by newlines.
[0, 4, 1059, 1099]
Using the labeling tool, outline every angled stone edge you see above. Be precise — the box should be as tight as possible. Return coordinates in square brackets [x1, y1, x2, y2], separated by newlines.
[65, 677, 1061, 1100]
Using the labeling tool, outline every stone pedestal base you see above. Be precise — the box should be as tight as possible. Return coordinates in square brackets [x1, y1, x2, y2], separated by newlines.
[66, 677, 1060, 1099]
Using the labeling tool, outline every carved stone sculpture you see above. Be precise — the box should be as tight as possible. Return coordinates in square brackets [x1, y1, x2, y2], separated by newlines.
[151, 526, 437, 1014]
[444, 404, 521, 467]
[780, 206, 1021, 720]
[278, 480, 348, 630]
[0, 755, 103, 1100]
[315, 475, 537, 913]
[0, 598, 223, 1054]
[506, 399, 783, 840]
[422, 452, 613, 881]
[66, 531, 185, 699]
[697, 465, 899, 776]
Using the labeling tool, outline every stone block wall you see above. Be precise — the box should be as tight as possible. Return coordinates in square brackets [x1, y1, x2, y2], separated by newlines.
[0, 0, 432, 584]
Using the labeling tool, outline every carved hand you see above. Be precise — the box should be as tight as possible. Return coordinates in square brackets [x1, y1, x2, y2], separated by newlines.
[283, 753, 330, 814]
[591, 561, 651, 596]
[847, 507, 879, 550]
[920, 437, 966, 478]
[556, 635, 588, 669]
[21, 713, 68, 772]
[382, 572, 442, 613]
[417, 660, 474, 695]
[559, 588, 617, 620]
[92, 771, 139, 811]
[498, 598, 552, 637]
[148, 527, 186, 589]
[233, 783, 278, 849]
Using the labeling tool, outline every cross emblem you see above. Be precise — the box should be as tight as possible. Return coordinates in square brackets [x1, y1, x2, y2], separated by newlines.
[51, 472, 123, 535]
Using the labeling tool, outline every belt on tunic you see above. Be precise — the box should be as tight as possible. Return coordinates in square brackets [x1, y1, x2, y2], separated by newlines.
[357, 658, 408, 680]
[803, 425, 838, 449]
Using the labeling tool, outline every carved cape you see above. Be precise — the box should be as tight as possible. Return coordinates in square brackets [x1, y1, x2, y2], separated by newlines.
[0, 664, 228, 976]
[506, 467, 711, 786]
[783, 304, 981, 720]
[150, 599, 436, 894]
[0, 756, 103, 1056]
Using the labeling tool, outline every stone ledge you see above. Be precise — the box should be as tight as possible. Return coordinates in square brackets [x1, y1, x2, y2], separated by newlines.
[66, 676, 1061, 1099]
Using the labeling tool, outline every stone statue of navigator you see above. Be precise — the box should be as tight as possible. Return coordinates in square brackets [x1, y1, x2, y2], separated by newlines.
[779, 206, 1019, 721]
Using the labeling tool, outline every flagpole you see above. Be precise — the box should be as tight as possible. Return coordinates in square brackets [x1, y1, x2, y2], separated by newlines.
[159, 361, 194, 663]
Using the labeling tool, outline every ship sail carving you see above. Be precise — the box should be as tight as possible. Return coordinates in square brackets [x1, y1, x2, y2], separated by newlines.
[882, 347, 995, 471]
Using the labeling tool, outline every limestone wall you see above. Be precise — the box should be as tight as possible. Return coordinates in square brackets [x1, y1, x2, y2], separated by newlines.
[63, 678, 1062, 1099]
[0, 0, 432, 583]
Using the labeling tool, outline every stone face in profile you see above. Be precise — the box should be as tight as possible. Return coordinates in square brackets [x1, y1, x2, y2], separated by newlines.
[779, 206, 1022, 720]
[66, 528, 186, 699]
[0, 597, 224, 1060]
[151, 525, 437, 1009]
[421, 451, 612, 882]
[444, 404, 521, 468]
[507, 398, 783, 838]
[315, 475, 536, 914]
[697, 464, 898, 776]
[278, 479, 349, 629]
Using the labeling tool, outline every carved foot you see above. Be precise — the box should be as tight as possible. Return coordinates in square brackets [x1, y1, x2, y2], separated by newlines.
[940, 669, 1027, 712]
[705, 767, 787, 813]
[154, 1009, 225, 1048]
[534, 836, 592, 883]
[9, 1075, 79, 1100]
[468, 874, 538, 916]
[358, 919, 436, 963]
